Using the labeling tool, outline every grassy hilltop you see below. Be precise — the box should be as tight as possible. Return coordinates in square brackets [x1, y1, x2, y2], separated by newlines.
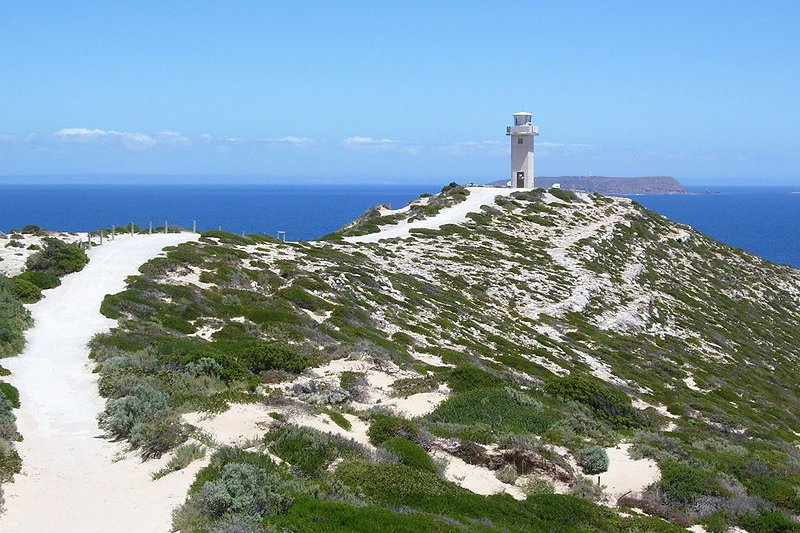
[91, 186, 800, 532]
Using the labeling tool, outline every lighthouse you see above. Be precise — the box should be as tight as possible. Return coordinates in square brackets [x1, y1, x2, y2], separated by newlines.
[506, 112, 539, 188]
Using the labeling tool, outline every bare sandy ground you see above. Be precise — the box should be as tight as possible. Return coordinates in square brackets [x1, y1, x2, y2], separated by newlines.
[345, 187, 513, 243]
[1, 233, 198, 533]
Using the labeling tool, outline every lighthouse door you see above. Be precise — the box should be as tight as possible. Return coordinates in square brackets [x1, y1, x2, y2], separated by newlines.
[516, 172, 525, 188]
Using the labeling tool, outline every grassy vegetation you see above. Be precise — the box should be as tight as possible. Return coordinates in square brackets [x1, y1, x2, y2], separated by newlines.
[0, 275, 30, 499]
[93, 184, 800, 530]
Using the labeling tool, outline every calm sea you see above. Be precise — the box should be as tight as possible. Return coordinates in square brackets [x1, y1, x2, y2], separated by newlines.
[0, 183, 798, 268]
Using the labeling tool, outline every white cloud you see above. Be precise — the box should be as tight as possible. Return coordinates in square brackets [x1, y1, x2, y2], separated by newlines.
[342, 136, 420, 154]
[52, 128, 190, 149]
[262, 136, 315, 145]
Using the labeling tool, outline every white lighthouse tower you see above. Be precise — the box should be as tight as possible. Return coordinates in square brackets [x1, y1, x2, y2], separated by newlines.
[506, 112, 539, 188]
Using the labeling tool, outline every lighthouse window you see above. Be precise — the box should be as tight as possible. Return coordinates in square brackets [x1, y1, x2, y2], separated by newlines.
[517, 138, 523, 145]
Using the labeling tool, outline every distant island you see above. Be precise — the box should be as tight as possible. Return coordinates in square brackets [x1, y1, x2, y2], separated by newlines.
[488, 176, 687, 195]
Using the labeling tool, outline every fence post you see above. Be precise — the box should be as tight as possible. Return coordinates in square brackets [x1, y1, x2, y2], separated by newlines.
[100, 229, 104, 245]
[111, 225, 115, 240]
[87, 235, 92, 248]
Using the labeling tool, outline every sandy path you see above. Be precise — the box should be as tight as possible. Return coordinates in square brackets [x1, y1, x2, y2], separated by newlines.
[1, 233, 199, 533]
[345, 187, 513, 243]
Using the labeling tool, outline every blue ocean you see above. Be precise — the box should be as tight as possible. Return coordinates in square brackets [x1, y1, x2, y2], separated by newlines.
[0, 183, 798, 268]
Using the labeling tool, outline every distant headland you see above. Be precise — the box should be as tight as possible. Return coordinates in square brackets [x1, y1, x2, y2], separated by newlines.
[488, 176, 687, 195]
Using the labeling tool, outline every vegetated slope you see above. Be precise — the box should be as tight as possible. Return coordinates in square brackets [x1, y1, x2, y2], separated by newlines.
[93, 188, 800, 532]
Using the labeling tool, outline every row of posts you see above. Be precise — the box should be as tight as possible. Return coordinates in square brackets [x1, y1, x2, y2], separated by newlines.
[84, 221, 287, 248]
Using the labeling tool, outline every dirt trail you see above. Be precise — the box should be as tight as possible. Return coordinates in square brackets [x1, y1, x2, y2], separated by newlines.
[1, 233, 200, 533]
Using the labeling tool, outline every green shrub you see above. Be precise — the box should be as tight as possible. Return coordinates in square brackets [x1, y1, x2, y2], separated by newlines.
[0, 383, 20, 409]
[520, 477, 555, 497]
[195, 462, 291, 518]
[544, 375, 644, 428]
[569, 476, 606, 503]
[152, 443, 206, 480]
[267, 425, 364, 478]
[0, 276, 32, 358]
[26, 238, 88, 276]
[97, 384, 169, 440]
[447, 365, 504, 393]
[14, 271, 60, 290]
[367, 415, 419, 446]
[129, 410, 187, 459]
[381, 437, 435, 472]
[549, 188, 578, 202]
[159, 315, 197, 334]
[658, 461, 728, 505]
[324, 409, 352, 431]
[426, 387, 560, 436]
[10, 278, 42, 303]
[496, 464, 518, 484]
[738, 510, 800, 532]
[577, 446, 609, 475]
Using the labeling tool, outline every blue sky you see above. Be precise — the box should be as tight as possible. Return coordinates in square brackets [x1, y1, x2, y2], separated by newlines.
[1, 1, 798, 185]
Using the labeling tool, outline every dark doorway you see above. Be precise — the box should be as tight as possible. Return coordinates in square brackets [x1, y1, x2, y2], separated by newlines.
[516, 172, 525, 187]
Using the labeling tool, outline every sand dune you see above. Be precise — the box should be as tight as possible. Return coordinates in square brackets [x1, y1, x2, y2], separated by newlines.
[345, 187, 513, 243]
[1, 233, 198, 533]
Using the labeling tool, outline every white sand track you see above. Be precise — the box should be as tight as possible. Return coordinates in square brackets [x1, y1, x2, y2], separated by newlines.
[345, 187, 513, 243]
[1, 233, 198, 533]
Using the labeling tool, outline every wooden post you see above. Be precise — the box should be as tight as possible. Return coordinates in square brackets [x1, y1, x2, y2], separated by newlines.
[111, 225, 115, 240]
[87, 235, 92, 248]
[100, 229, 104, 245]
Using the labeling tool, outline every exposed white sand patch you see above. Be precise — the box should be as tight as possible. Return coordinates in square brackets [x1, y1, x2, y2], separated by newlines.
[599, 443, 660, 501]
[432, 449, 525, 500]
[183, 403, 272, 447]
[385, 390, 448, 418]
[345, 187, 513, 243]
[1, 233, 198, 533]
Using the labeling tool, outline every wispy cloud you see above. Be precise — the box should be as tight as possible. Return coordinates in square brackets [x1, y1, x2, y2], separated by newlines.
[262, 136, 315, 145]
[52, 128, 190, 150]
[342, 136, 420, 154]
[0, 133, 37, 143]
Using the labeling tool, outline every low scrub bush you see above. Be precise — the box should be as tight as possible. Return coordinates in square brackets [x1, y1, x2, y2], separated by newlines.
[266, 425, 365, 478]
[196, 462, 291, 518]
[577, 445, 609, 475]
[152, 443, 206, 480]
[0, 383, 20, 409]
[447, 364, 504, 393]
[496, 464, 519, 484]
[658, 461, 729, 506]
[367, 415, 420, 446]
[426, 387, 560, 437]
[381, 437, 435, 473]
[14, 271, 60, 290]
[569, 476, 606, 503]
[323, 409, 352, 431]
[544, 375, 645, 428]
[10, 278, 42, 303]
[97, 384, 169, 440]
[129, 410, 187, 459]
[0, 276, 32, 357]
[26, 238, 88, 277]
[520, 476, 555, 497]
